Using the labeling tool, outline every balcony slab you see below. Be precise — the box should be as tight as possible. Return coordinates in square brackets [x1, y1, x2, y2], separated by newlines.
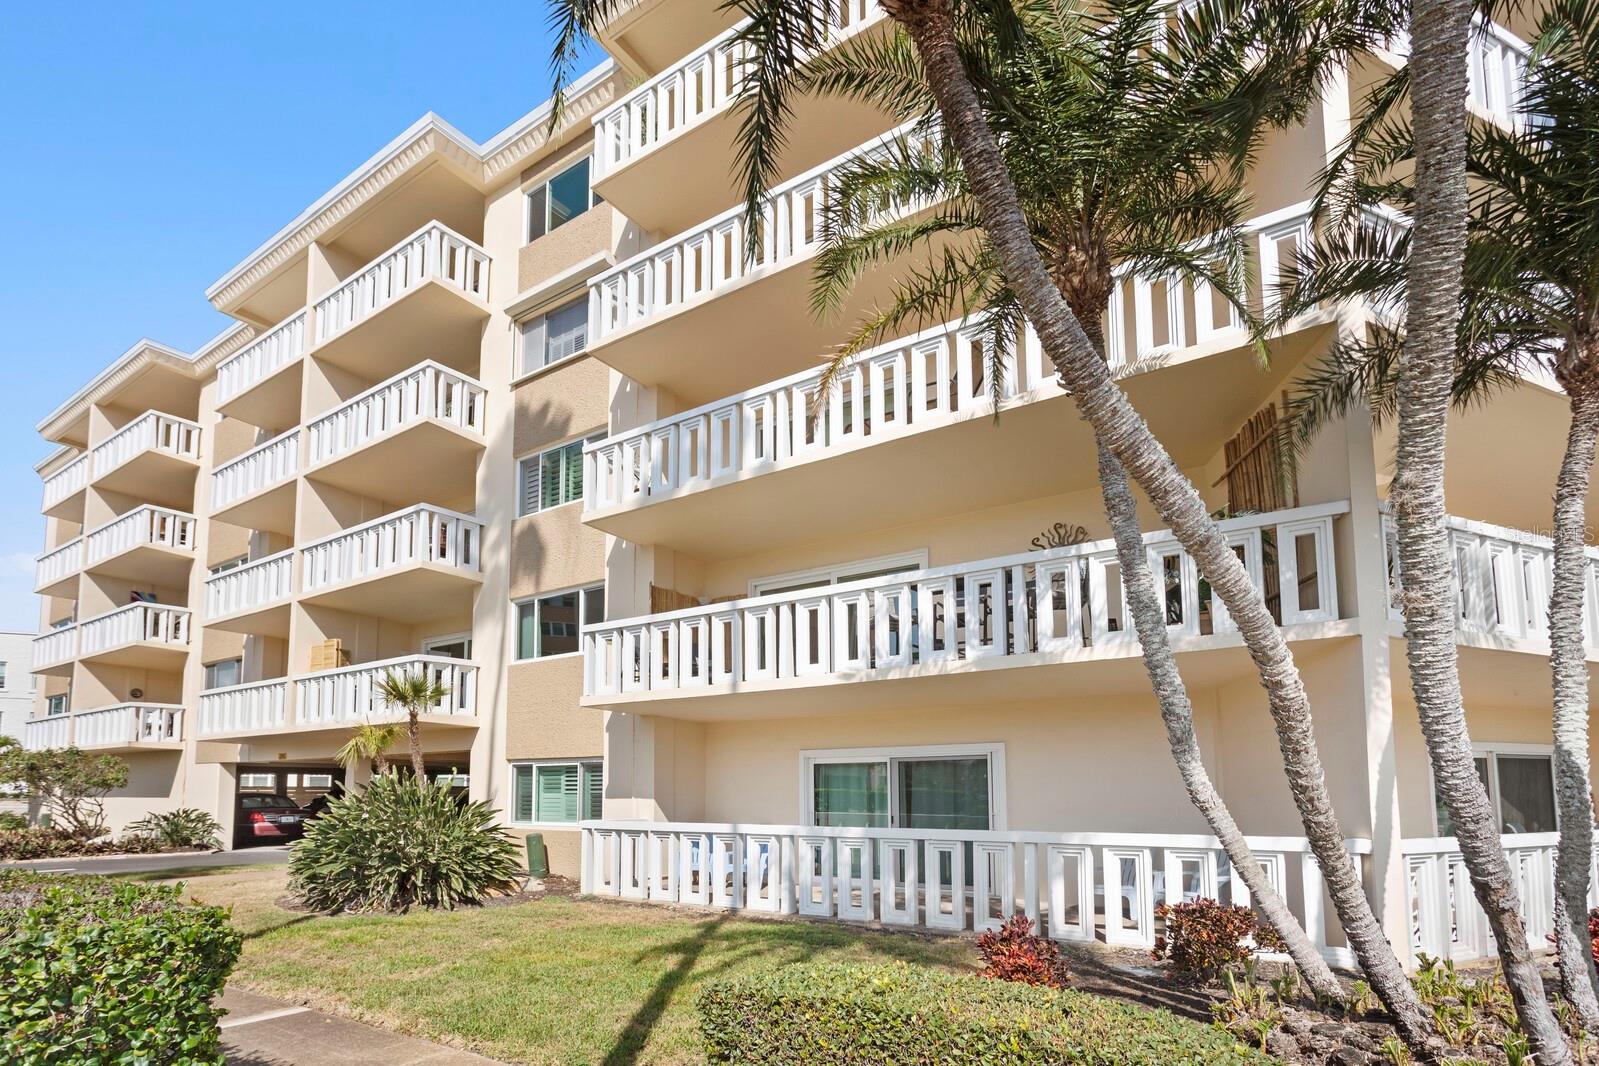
[304, 419, 483, 512]
[297, 564, 481, 624]
[309, 281, 488, 383]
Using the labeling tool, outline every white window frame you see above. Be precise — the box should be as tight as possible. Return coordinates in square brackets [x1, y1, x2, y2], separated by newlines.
[512, 582, 605, 662]
[208, 555, 247, 576]
[239, 772, 277, 789]
[45, 693, 69, 717]
[509, 758, 604, 826]
[0, 661, 8, 690]
[421, 632, 473, 659]
[516, 297, 590, 376]
[524, 156, 599, 243]
[203, 658, 243, 691]
[749, 550, 930, 597]
[799, 743, 1007, 830]
[515, 432, 604, 518]
[1429, 741, 1557, 836]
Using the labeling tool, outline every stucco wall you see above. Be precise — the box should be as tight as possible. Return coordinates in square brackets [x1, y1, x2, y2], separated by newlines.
[505, 654, 601, 760]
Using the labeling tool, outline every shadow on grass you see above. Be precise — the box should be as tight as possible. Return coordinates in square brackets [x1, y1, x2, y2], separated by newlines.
[602, 917, 727, 1066]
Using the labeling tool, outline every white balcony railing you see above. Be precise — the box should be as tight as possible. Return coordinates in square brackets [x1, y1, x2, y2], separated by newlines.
[205, 550, 294, 620]
[300, 505, 482, 594]
[312, 222, 490, 345]
[23, 715, 72, 751]
[211, 428, 300, 513]
[198, 679, 289, 736]
[294, 655, 478, 727]
[215, 311, 308, 406]
[589, 123, 936, 345]
[35, 537, 82, 592]
[581, 820, 1360, 963]
[84, 505, 196, 568]
[78, 603, 191, 658]
[593, 0, 883, 179]
[306, 361, 487, 467]
[585, 502, 1345, 698]
[73, 704, 183, 749]
[585, 195, 1311, 515]
[32, 625, 78, 670]
[41, 453, 88, 512]
[91, 412, 201, 480]
[1381, 512, 1599, 646]
[1404, 833, 1565, 964]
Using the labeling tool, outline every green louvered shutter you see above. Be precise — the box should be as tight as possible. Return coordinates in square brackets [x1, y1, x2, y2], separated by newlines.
[582, 763, 603, 821]
[535, 765, 580, 822]
[513, 765, 535, 822]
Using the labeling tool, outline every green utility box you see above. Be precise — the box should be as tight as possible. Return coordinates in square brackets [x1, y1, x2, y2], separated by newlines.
[524, 833, 549, 878]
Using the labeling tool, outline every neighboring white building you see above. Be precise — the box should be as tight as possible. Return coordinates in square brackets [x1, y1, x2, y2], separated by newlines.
[0, 630, 35, 747]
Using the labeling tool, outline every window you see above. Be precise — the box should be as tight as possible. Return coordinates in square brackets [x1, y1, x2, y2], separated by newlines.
[517, 298, 589, 375]
[750, 552, 928, 596]
[515, 584, 605, 659]
[526, 157, 599, 242]
[1434, 746, 1557, 836]
[805, 745, 1000, 831]
[204, 658, 242, 690]
[512, 761, 603, 823]
[239, 772, 276, 789]
[46, 694, 68, 717]
[0, 661, 8, 689]
[209, 556, 246, 575]
[517, 435, 600, 517]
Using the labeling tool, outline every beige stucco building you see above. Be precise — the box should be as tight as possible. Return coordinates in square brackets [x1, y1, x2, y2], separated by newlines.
[25, 1, 1580, 968]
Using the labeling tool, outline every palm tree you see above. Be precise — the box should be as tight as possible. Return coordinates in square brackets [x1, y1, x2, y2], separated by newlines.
[374, 670, 449, 782]
[1281, 1, 1599, 1038]
[547, 0, 1437, 1043]
[335, 721, 404, 777]
[796, 0, 1347, 1002]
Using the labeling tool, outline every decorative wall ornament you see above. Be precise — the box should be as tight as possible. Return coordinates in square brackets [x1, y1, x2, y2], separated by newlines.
[1029, 522, 1091, 551]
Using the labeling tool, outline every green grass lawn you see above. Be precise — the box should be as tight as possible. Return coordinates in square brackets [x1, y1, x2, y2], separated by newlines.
[164, 864, 980, 1065]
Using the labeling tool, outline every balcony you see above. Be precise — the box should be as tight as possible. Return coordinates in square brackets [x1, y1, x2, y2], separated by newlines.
[309, 222, 491, 381]
[66, 704, 184, 752]
[215, 311, 308, 430]
[32, 625, 77, 675]
[299, 505, 483, 623]
[83, 505, 196, 587]
[204, 550, 294, 636]
[304, 361, 486, 509]
[90, 412, 202, 508]
[77, 603, 191, 669]
[592, 0, 890, 234]
[584, 204, 1330, 556]
[210, 428, 299, 536]
[294, 655, 478, 731]
[35, 537, 82, 597]
[41, 452, 88, 521]
[580, 820, 1357, 964]
[198, 678, 289, 738]
[586, 124, 945, 406]
[584, 503, 1349, 717]
[23, 715, 71, 750]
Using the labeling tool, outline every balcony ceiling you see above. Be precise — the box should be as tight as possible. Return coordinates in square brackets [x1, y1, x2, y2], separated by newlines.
[597, 0, 742, 77]
[205, 600, 291, 640]
[86, 542, 194, 589]
[211, 481, 296, 539]
[304, 420, 483, 512]
[218, 360, 303, 433]
[589, 322, 1333, 558]
[308, 282, 488, 383]
[93, 452, 199, 512]
[298, 565, 481, 624]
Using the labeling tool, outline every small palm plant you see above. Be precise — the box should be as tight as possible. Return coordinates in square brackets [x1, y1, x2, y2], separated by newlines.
[335, 721, 404, 777]
[373, 670, 449, 782]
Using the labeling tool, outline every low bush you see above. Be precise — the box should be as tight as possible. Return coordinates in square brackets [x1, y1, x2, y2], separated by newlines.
[0, 827, 168, 861]
[290, 773, 521, 912]
[0, 811, 28, 831]
[0, 870, 241, 1064]
[976, 914, 1070, 988]
[127, 807, 223, 850]
[699, 962, 1272, 1065]
[1152, 898, 1285, 984]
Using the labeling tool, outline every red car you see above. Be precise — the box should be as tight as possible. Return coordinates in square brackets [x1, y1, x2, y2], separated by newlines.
[236, 794, 306, 847]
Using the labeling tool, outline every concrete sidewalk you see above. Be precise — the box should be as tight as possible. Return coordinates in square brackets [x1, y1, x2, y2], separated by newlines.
[8, 846, 292, 876]
[218, 988, 506, 1065]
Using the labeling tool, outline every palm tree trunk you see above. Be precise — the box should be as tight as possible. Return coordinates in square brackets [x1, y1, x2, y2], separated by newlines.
[1550, 381, 1599, 1028]
[1393, 0, 1569, 1059]
[885, 0, 1433, 1048]
[1096, 441, 1344, 1000]
[408, 710, 426, 782]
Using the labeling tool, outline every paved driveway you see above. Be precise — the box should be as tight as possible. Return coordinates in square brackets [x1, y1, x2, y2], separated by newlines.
[5, 846, 292, 876]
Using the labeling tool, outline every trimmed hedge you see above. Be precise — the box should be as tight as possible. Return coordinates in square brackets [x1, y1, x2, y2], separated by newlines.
[699, 962, 1276, 1065]
[0, 870, 241, 1064]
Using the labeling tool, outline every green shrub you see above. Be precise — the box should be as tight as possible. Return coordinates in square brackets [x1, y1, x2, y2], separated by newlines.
[127, 807, 223, 850]
[0, 870, 241, 1064]
[0, 811, 28, 831]
[0, 827, 168, 861]
[290, 773, 520, 912]
[699, 962, 1276, 1065]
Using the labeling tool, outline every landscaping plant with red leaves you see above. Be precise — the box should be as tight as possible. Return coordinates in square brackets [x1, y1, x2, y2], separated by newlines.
[1152, 898, 1286, 984]
[975, 914, 1071, 988]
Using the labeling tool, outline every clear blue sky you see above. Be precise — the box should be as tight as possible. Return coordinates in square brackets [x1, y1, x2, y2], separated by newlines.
[0, 2, 601, 633]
